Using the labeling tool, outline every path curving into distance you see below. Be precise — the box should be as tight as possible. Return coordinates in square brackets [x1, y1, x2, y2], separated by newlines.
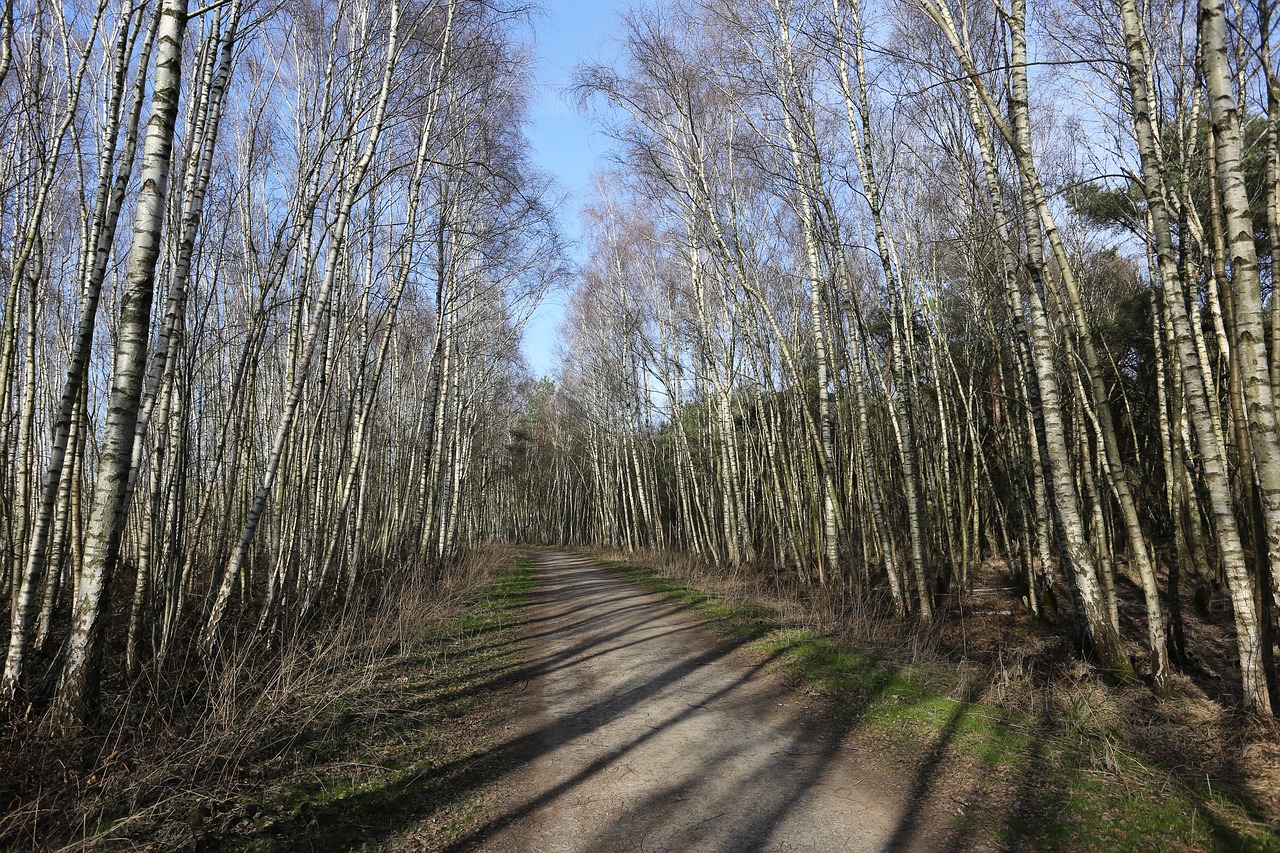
[465, 550, 946, 852]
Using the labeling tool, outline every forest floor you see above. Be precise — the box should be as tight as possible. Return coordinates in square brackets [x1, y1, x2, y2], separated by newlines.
[0, 547, 534, 851]
[7, 546, 1279, 850]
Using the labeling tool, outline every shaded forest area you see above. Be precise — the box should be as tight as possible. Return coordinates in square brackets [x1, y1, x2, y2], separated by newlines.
[3, 0, 1280, 845]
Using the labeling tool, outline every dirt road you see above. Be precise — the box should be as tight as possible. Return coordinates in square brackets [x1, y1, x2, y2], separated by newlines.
[467, 551, 943, 852]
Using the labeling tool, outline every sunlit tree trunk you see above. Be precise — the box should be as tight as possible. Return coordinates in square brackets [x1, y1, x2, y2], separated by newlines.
[53, 0, 190, 729]
[1119, 0, 1271, 711]
[203, 0, 401, 656]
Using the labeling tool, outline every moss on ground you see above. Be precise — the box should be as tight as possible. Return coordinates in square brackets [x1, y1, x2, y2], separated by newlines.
[595, 554, 1279, 853]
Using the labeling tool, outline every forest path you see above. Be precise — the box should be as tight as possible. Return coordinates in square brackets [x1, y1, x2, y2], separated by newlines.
[466, 550, 943, 852]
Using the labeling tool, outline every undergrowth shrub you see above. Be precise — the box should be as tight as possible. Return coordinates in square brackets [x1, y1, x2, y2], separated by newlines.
[0, 544, 519, 850]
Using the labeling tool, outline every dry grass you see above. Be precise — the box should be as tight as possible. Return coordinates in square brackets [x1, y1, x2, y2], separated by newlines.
[0, 544, 520, 851]
[591, 546, 945, 675]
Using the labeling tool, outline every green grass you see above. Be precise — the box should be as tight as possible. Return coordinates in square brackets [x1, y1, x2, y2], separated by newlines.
[476, 553, 538, 616]
[593, 554, 1280, 853]
[597, 557, 775, 639]
[231, 552, 538, 851]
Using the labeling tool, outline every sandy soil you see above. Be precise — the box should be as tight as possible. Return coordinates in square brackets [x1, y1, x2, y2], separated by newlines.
[466, 551, 945, 852]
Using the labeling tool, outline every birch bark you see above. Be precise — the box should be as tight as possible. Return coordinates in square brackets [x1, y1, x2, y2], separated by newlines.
[53, 0, 190, 728]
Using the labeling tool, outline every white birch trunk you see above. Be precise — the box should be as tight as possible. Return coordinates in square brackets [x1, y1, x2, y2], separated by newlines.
[53, 0, 189, 728]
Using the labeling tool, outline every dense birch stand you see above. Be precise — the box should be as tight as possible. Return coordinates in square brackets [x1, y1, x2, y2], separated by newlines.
[0, 0, 560, 729]
[2, 0, 1280, 733]
[493, 0, 1280, 714]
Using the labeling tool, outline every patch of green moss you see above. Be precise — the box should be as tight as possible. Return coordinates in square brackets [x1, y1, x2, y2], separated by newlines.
[592, 553, 1280, 853]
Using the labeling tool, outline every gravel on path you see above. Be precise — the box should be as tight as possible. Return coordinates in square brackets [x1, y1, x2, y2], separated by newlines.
[469, 551, 944, 852]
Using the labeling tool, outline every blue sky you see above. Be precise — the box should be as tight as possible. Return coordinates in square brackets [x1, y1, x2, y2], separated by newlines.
[520, 1, 625, 377]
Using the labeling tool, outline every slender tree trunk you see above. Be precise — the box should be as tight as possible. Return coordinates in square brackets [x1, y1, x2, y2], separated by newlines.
[53, 0, 190, 730]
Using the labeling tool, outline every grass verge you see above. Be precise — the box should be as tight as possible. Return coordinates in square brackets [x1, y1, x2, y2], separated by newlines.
[229, 551, 538, 851]
[593, 553, 1279, 853]
[5, 547, 537, 852]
